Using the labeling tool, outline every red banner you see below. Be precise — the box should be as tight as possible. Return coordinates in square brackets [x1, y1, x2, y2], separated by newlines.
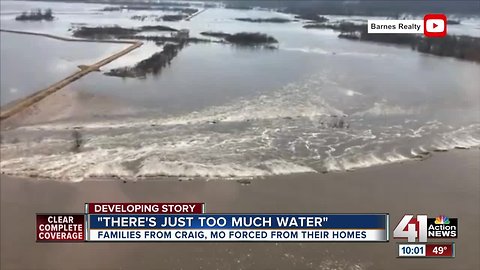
[87, 203, 205, 214]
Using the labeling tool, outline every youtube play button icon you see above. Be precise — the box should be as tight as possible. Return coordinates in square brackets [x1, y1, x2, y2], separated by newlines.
[424, 14, 447, 37]
[426, 20, 444, 32]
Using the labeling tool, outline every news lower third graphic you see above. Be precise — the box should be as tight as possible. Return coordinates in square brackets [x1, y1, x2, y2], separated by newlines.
[368, 14, 447, 37]
[36, 203, 388, 242]
[35, 204, 458, 258]
[87, 214, 388, 242]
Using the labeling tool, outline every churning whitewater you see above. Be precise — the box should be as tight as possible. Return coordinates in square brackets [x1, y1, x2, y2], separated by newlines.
[1, 72, 479, 181]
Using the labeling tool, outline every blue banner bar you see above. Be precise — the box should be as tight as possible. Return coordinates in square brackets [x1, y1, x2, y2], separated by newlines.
[89, 214, 387, 229]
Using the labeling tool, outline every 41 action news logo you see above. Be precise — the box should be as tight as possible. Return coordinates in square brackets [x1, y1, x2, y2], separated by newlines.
[393, 215, 458, 242]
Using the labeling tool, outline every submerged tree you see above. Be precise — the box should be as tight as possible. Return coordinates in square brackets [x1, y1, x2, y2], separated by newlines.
[71, 130, 83, 152]
[44, 8, 53, 20]
[15, 8, 55, 21]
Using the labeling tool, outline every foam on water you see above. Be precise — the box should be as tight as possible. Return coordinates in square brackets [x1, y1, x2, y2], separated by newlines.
[324, 150, 410, 172]
[432, 124, 480, 150]
[137, 158, 315, 179]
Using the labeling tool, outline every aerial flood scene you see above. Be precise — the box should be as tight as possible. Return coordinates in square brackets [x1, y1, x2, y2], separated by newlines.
[0, 0, 479, 269]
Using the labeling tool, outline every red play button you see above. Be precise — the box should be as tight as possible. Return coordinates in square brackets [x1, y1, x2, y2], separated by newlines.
[433, 23, 438, 28]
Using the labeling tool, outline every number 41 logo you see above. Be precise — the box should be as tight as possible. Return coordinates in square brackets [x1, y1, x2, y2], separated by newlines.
[393, 214, 428, 242]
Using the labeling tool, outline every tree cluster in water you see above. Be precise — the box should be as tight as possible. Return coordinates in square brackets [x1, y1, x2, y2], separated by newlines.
[413, 36, 480, 62]
[200, 32, 232, 39]
[226, 32, 278, 45]
[305, 22, 480, 62]
[130, 14, 193, 22]
[15, 9, 54, 21]
[294, 13, 329, 23]
[224, 4, 254, 10]
[72, 25, 178, 39]
[71, 25, 210, 46]
[105, 5, 197, 13]
[235, 17, 291, 23]
[200, 32, 278, 45]
[104, 43, 185, 78]
[101, 4, 197, 21]
[161, 15, 187, 22]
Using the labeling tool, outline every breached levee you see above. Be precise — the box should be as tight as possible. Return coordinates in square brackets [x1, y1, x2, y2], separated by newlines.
[1, 70, 479, 182]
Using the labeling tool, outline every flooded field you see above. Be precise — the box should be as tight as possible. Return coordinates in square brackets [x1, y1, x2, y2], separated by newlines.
[0, 32, 127, 106]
